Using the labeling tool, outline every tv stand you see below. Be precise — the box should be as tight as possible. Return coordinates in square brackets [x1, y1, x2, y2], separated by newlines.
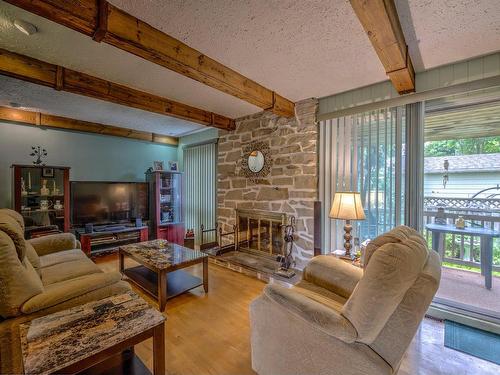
[94, 225, 128, 232]
[76, 226, 148, 257]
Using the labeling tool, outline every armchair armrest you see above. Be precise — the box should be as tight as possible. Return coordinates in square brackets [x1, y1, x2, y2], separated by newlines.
[263, 284, 357, 343]
[303, 255, 363, 298]
[28, 233, 80, 256]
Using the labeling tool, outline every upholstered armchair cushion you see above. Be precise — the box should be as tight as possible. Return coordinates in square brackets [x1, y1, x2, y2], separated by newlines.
[342, 229, 430, 344]
[0, 232, 44, 318]
[263, 284, 357, 343]
[29, 232, 80, 256]
[303, 255, 363, 298]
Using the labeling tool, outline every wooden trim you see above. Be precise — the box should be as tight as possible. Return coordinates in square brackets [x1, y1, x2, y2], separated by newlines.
[0, 48, 235, 130]
[5, 0, 295, 117]
[0, 106, 179, 146]
[349, 0, 415, 94]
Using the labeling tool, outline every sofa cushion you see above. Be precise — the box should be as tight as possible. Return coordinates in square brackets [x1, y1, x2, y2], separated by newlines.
[0, 231, 44, 318]
[0, 209, 25, 232]
[40, 249, 88, 268]
[29, 233, 79, 256]
[40, 257, 102, 286]
[0, 214, 26, 260]
[25, 241, 41, 275]
[21, 272, 128, 314]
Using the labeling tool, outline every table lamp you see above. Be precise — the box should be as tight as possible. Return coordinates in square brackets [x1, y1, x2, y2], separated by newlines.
[329, 192, 366, 258]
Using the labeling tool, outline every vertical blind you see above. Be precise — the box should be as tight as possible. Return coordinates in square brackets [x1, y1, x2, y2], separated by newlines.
[183, 142, 217, 245]
[319, 106, 406, 252]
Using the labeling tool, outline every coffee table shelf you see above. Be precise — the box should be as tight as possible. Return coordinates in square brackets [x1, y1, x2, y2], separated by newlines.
[124, 266, 204, 300]
[120, 239, 208, 311]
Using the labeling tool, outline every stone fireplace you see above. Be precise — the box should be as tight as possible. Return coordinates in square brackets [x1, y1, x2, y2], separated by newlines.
[235, 209, 286, 258]
[217, 99, 318, 268]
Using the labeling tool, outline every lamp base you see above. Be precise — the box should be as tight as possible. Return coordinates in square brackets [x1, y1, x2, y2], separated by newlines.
[343, 220, 353, 258]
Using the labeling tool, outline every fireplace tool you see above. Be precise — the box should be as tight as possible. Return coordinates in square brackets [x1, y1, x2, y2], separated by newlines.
[274, 217, 296, 278]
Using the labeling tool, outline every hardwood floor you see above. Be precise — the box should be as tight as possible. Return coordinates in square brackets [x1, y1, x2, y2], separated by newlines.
[96, 254, 500, 375]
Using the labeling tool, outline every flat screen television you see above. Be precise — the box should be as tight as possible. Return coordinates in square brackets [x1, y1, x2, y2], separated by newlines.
[71, 181, 149, 226]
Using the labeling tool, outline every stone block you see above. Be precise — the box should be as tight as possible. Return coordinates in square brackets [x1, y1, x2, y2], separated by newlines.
[271, 167, 283, 176]
[256, 187, 289, 201]
[238, 119, 261, 132]
[291, 153, 316, 164]
[252, 128, 275, 138]
[272, 177, 294, 186]
[243, 191, 257, 200]
[218, 181, 230, 189]
[275, 156, 292, 165]
[225, 150, 242, 162]
[225, 190, 243, 200]
[271, 203, 281, 211]
[302, 166, 316, 174]
[281, 202, 295, 214]
[290, 191, 317, 199]
[253, 202, 270, 210]
[218, 142, 233, 152]
[295, 175, 316, 189]
[237, 202, 254, 209]
[232, 179, 247, 188]
[296, 208, 314, 217]
[218, 207, 233, 218]
[279, 145, 301, 154]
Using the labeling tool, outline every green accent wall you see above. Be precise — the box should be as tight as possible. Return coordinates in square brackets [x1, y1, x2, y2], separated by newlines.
[0, 122, 178, 208]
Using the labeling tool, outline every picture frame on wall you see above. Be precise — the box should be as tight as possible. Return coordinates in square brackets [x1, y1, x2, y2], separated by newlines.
[153, 161, 164, 171]
[169, 161, 178, 171]
[42, 167, 54, 178]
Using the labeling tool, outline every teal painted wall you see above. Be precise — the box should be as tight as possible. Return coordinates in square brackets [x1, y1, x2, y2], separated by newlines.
[0, 122, 178, 208]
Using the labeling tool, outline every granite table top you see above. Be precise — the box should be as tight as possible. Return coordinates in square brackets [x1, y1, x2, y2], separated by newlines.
[20, 291, 164, 375]
[120, 239, 208, 271]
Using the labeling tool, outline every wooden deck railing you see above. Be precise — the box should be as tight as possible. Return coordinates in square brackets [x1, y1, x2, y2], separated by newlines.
[424, 197, 500, 271]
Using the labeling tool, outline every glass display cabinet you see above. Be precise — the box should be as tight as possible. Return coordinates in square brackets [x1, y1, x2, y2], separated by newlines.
[11, 165, 70, 236]
[146, 170, 184, 245]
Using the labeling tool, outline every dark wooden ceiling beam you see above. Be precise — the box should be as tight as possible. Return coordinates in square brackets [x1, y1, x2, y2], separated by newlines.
[5, 0, 296, 117]
[350, 0, 415, 94]
[0, 48, 235, 130]
[0, 106, 179, 145]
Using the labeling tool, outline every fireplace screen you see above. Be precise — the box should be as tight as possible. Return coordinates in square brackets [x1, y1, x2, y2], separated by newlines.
[236, 209, 286, 257]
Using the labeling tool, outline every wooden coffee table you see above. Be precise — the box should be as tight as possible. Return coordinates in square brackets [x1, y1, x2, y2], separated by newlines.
[119, 239, 209, 311]
[20, 291, 165, 375]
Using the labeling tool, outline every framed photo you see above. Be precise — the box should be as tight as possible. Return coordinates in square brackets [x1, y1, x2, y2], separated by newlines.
[169, 161, 178, 171]
[153, 161, 164, 171]
[42, 167, 54, 178]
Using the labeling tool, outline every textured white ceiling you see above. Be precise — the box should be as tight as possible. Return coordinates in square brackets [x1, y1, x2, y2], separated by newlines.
[0, 75, 205, 136]
[0, 0, 499, 137]
[396, 0, 500, 72]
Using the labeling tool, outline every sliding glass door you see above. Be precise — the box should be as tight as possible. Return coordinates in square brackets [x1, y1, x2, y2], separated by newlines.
[423, 86, 500, 320]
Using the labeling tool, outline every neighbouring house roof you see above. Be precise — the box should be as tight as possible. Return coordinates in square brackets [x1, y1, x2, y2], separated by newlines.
[424, 153, 500, 173]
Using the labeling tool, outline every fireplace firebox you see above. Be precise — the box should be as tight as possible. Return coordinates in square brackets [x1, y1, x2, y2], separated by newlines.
[235, 209, 287, 258]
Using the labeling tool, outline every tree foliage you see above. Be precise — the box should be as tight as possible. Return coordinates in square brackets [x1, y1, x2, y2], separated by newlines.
[424, 136, 500, 157]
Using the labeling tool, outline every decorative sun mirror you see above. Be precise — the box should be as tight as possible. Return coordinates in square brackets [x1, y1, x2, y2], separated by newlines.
[241, 142, 271, 181]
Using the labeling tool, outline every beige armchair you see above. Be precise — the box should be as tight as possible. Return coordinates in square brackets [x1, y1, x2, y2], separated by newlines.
[0, 208, 130, 374]
[250, 226, 441, 375]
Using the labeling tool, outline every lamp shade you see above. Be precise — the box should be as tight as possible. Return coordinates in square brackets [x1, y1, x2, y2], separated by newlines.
[329, 192, 366, 220]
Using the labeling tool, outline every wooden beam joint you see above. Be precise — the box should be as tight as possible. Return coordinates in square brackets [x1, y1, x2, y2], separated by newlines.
[93, 0, 109, 42]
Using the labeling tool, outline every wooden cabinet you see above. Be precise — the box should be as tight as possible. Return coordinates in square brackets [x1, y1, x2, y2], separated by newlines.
[146, 170, 184, 245]
[11, 165, 70, 235]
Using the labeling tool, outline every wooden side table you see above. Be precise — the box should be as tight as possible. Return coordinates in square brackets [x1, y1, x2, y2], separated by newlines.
[20, 291, 165, 375]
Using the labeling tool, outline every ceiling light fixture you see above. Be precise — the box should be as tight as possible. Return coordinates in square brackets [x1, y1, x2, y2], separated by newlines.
[14, 19, 37, 35]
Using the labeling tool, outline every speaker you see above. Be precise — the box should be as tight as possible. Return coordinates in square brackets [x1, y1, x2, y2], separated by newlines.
[135, 218, 143, 227]
[85, 223, 93, 233]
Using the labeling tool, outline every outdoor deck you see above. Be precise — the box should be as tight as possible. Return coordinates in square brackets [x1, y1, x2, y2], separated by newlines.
[436, 266, 500, 314]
